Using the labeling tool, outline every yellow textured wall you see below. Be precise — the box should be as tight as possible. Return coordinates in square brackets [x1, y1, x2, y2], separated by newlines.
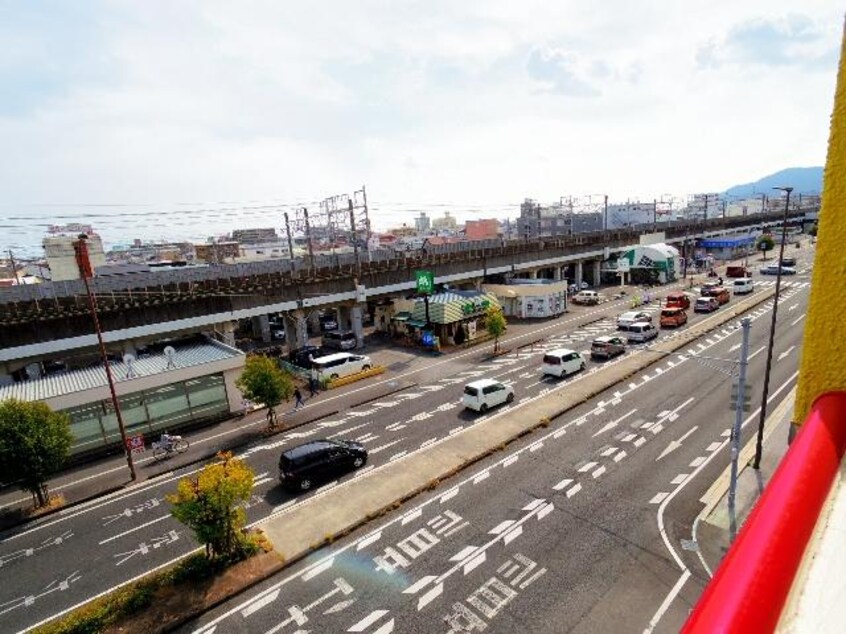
[794, 27, 846, 422]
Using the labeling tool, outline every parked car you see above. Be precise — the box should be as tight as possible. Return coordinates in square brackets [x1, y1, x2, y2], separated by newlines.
[542, 348, 586, 378]
[627, 321, 658, 344]
[312, 352, 372, 381]
[617, 311, 652, 330]
[726, 265, 751, 278]
[664, 292, 691, 310]
[278, 439, 367, 491]
[760, 264, 797, 276]
[694, 297, 719, 313]
[462, 379, 514, 413]
[288, 344, 328, 368]
[320, 313, 339, 332]
[733, 278, 754, 295]
[572, 290, 600, 305]
[269, 324, 286, 341]
[322, 330, 357, 351]
[780, 257, 797, 267]
[659, 307, 688, 328]
[590, 336, 626, 360]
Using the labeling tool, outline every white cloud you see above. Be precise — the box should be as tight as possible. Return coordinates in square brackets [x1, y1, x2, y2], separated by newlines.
[0, 0, 841, 249]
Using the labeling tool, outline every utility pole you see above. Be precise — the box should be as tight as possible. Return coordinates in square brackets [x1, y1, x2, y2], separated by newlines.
[303, 207, 314, 267]
[603, 195, 608, 231]
[349, 198, 359, 271]
[7, 250, 20, 285]
[284, 211, 295, 260]
[754, 186, 792, 469]
[74, 235, 136, 481]
[728, 317, 751, 541]
[653, 199, 658, 229]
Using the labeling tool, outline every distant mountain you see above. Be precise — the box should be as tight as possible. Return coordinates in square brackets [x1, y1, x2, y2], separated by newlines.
[724, 167, 823, 198]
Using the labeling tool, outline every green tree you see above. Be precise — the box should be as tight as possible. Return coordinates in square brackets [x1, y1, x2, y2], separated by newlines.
[168, 451, 254, 560]
[236, 355, 294, 429]
[486, 306, 507, 354]
[0, 399, 73, 508]
[757, 235, 776, 260]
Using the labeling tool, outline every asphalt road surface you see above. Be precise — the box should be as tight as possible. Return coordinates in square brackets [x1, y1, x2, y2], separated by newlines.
[0, 251, 813, 633]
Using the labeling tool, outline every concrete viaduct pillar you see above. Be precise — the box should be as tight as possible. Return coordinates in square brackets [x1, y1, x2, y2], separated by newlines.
[307, 310, 321, 336]
[285, 311, 308, 351]
[251, 315, 271, 343]
[220, 321, 237, 348]
[593, 260, 602, 286]
[575, 261, 583, 288]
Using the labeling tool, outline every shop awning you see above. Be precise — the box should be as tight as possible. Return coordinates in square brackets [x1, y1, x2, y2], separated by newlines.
[392, 311, 412, 322]
[406, 319, 428, 328]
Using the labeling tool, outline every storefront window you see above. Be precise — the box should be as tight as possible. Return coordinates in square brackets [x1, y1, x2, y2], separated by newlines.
[102, 394, 151, 444]
[185, 375, 228, 418]
[145, 384, 192, 432]
[65, 402, 106, 453]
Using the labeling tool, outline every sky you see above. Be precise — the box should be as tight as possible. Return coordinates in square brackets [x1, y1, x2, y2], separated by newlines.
[0, 1, 842, 251]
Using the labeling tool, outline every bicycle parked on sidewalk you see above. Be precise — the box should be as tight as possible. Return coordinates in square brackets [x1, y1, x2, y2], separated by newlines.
[152, 432, 189, 461]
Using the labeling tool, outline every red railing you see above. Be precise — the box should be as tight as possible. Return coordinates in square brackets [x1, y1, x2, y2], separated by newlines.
[683, 391, 846, 633]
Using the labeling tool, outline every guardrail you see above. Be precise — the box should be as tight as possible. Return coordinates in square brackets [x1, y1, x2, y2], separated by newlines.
[682, 391, 846, 633]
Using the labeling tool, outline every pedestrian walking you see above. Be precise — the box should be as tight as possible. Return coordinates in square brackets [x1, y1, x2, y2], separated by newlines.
[309, 365, 319, 397]
[294, 387, 304, 409]
[718, 276, 723, 286]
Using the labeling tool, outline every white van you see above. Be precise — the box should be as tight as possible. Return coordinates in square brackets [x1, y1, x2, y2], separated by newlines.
[626, 321, 658, 343]
[542, 348, 586, 378]
[732, 278, 754, 295]
[462, 379, 514, 412]
[312, 352, 372, 381]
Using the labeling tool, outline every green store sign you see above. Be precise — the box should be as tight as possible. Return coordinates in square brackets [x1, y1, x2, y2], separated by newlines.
[416, 270, 435, 295]
[461, 298, 491, 315]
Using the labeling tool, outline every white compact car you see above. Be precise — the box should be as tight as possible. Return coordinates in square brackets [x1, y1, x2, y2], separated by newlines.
[462, 379, 515, 413]
[617, 311, 652, 330]
[542, 348, 586, 378]
[626, 321, 658, 343]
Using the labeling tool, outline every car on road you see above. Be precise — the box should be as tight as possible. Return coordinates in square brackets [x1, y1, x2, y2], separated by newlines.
[278, 439, 368, 491]
[700, 281, 722, 296]
[462, 379, 514, 412]
[590, 336, 626, 360]
[542, 348, 586, 378]
[780, 257, 797, 267]
[726, 265, 751, 278]
[659, 307, 688, 328]
[626, 321, 658, 344]
[312, 352, 372, 381]
[712, 287, 731, 305]
[617, 311, 652, 330]
[732, 278, 754, 295]
[760, 264, 797, 276]
[694, 296, 719, 313]
[665, 292, 691, 310]
[572, 290, 600, 305]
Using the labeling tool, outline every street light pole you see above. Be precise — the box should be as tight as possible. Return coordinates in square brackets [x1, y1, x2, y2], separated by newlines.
[753, 186, 792, 469]
[728, 317, 751, 540]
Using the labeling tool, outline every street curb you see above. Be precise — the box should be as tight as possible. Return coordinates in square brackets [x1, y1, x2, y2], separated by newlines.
[698, 387, 796, 518]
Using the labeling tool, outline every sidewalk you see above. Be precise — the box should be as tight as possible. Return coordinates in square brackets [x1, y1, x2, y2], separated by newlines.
[695, 387, 795, 573]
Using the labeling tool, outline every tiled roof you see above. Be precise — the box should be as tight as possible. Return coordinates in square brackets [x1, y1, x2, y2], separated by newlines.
[0, 340, 243, 403]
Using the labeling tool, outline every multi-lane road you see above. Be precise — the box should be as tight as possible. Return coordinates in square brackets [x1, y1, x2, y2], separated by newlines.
[0, 250, 813, 633]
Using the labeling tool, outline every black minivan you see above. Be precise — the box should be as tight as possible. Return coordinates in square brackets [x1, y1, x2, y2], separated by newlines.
[278, 439, 368, 491]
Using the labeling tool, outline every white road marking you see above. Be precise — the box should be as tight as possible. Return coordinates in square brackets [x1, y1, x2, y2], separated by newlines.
[566, 483, 582, 498]
[592, 408, 638, 437]
[614, 450, 627, 463]
[689, 457, 706, 468]
[600, 446, 618, 457]
[537, 503, 554, 520]
[650, 492, 669, 504]
[670, 474, 688, 485]
[348, 610, 389, 632]
[634, 437, 646, 448]
[592, 465, 607, 479]
[401, 509, 422, 525]
[99, 514, 170, 545]
[356, 531, 382, 551]
[240, 588, 280, 618]
[503, 455, 519, 467]
[777, 345, 796, 362]
[553, 478, 573, 491]
[473, 470, 490, 484]
[369, 439, 405, 455]
[706, 442, 722, 452]
[790, 314, 805, 326]
[301, 556, 334, 581]
[748, 345, 766, 360]
[440, 488, 459, 503]
[578, 461, 598, 473]
[389, 451, 407, 462]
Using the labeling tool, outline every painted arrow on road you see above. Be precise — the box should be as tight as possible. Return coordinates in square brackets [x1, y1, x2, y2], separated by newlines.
[592, 409, 638, 437]
[778, 345, 796, 362]
[656, 426, 698, 461]
[788, 303, 799, 311]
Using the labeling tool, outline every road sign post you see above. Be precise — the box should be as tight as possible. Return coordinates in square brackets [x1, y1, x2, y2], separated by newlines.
[416, 270, 434, 327]
[728, 317, 751, 541]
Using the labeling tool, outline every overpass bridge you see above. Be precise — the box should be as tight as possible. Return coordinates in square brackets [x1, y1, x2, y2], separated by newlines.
[0, 210, 805, 368]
